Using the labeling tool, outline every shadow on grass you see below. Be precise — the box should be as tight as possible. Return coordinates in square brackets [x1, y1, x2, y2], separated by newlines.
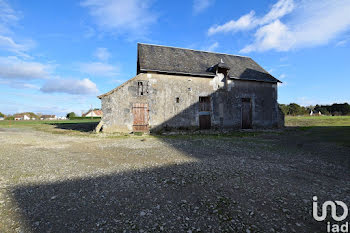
[288, 126, 350, 147]
[48, 121, 100, 132]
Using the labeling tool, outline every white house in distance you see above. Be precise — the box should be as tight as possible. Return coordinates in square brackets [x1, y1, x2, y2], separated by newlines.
[14, 114, 30, 120]
[310, 110, 322, 116]
[40, 115, 57, 120]
[83, 109, 103, 117]
[0, 117, 4, 121]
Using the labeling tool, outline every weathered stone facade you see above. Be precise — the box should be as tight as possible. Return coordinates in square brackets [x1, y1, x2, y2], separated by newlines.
[99, 72, 284, 133]
[98, 43, 284, 133]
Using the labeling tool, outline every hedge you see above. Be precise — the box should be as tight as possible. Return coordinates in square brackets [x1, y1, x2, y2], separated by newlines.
[68, 117, 101, 120]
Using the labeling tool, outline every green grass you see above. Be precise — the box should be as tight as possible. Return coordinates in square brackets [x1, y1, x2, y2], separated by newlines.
[285, 116, 350, 147]
[285, 115, 350, 127]
[0, 119, 100, 127]
[0, 119, 101, 136]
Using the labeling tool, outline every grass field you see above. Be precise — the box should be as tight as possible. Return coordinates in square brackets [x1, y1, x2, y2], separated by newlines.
[285, 115, 350, 147]
[0, 119, 100, 127]
[0, 119, 101, 136]
[2, 115, 349, 127]
[285, 115, 350, 126]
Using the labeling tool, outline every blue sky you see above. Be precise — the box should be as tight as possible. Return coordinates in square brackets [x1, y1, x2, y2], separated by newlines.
[0, 0, 349, 116]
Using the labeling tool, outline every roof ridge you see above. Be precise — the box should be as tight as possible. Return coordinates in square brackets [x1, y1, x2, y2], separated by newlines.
[137, 43, 250, 58]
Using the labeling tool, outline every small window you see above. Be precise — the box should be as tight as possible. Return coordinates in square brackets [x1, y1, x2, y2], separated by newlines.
[176, 97, 180, 103]
[138, 81, 144, 96]
[199, 96, 211, 111]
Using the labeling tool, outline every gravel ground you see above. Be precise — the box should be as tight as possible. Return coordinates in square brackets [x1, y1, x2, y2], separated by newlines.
[0, 127, 349, 232]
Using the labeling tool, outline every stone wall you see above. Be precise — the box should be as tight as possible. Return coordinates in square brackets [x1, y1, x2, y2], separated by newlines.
[100, 72, 283, 133]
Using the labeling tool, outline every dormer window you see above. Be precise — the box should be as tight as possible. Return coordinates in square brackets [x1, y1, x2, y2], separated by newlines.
[207, 59, 230, 75]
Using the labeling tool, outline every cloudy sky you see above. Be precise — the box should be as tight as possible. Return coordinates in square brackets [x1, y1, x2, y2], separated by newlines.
[1, 0, 350, 115]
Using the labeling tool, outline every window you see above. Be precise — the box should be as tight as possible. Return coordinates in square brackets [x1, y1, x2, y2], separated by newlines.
[138, 81, 144, 96]
[176, 97, 180, 103]
[199, 96, 211, 111]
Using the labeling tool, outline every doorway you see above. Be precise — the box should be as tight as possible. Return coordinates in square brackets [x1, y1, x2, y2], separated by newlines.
[199, 96, 211, 129]
[241, 98, 252, 129]
[132, 103, 149, 132]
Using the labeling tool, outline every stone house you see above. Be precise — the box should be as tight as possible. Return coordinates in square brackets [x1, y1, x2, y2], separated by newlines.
[98, 43, 284, 133]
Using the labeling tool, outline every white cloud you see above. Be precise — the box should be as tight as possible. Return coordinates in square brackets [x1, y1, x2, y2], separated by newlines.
[0, 79, 40, 89]
[0, 0, 19, 34]
[335, 37, 350, 47]
[279, 73, 286, 79]
[259, 0, 294, 25]
[209, 0, 350, 53]
[0, 35, 33, 57]
[78, 62, 119, 77]
[208, 0, 294, 35]
[0, 1, 32, 57]
[208, 11, 256, 35]
[240, 20, 294, 53]
[94, 47, 111, 61]
[0, 56, 52, 80]
[203, 42, 219, 52]
[41, 78, 98, 95]
[193, 0, 214, 14]
[80, 0, 157, 38]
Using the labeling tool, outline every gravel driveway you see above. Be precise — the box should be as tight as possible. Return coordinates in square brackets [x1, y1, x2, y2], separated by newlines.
[0, 127, 349, 232]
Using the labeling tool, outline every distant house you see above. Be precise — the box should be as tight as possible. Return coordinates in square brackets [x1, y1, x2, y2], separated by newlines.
[40, 115, 57, 120]
[14, 114, 30, 120]
[0, 117, 4, 121]
[57, 116, 67, 120]
[310, 110, 322, 116]
[83, 109, 103, 117]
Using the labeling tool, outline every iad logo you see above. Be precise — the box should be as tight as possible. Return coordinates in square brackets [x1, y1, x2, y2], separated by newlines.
[313, 196, 349, 233]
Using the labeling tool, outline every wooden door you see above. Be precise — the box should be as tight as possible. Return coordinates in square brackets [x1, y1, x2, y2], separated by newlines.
[241, 98, 252, 129]
[132, 103, 149, 132]
[199, 114, 211, 129]
[199, 96, 211, 129]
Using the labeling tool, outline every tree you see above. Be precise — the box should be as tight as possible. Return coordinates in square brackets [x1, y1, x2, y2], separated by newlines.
[278, 104, 289, 116]
[314, 105, 330, 115]
[287, 103, 307, 116]
[66, 112, 76, 119]
[0, 112, 4, 117]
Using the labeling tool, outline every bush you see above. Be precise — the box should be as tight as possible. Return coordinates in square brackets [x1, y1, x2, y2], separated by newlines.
[68, 117, 101, 120]
[66, 112, 76, 119]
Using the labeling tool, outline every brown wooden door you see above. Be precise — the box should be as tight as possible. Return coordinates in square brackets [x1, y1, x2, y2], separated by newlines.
[199, 96, 211, 129]
[241, 98, 252, 129]
[132, 103, 149, 132]
[199, 114, 211, 129]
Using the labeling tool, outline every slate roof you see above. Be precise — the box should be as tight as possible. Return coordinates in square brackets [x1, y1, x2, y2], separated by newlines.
[137, 43, 280, 83]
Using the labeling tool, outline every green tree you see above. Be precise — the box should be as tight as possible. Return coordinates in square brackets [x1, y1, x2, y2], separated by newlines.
[66, 112, 76, 119]
[0, 112, 4, 117]
[287, 103, 308, 116]
[278, 104, 289, 116]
